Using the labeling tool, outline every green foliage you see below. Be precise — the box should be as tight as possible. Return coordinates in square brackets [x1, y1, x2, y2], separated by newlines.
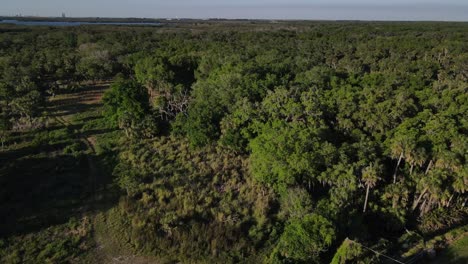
[174, 99, 225, 147]
[0, 217, 93, 264]
[76, 43, 115, 80]
[31, 127, 72, 147]
[2, 21, 468, 263]
[278, 187, 313, 220]
[271, 213, 336, 263]
[219, 98, 256, 151]
[112, 136, 276, 261]
[134, 56, 174, 91]
[418, 207, 468, 235]
[331, 238, 365, 264]
[250, 119, 333, 191]
[103, 76, 150, 127]
[62, 142, 83, 157]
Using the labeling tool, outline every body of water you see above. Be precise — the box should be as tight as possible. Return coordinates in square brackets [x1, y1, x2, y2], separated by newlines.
[0, 19, 162, 26]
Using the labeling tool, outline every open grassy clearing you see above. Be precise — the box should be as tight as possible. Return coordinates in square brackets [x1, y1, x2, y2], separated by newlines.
[0, 83, 122, 263]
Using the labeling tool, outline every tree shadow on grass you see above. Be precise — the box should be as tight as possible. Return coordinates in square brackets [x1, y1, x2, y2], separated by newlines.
[439, 256, 468, 264]
[81, 128, 116, 138]
[0, 152, 114, 238]
[3, 123, 70, 146]
[430, 251, 468, 264]
[47, 103, 102, 118]
[49, 96, 102, 108]
[0, 141, 71, 161]
[75, 115, 103, 123]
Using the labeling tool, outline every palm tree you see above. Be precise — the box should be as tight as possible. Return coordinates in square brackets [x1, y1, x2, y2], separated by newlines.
[388, 123, 419, 183]
[390, 142, 405, 184]
[405, 147, 427, 175]
[452, 169, 468, 194]
[362, 163, 381, 213]
[412, 174, 429, 211]
[411, 161, 444, 211]
[413, 169, 448, 215]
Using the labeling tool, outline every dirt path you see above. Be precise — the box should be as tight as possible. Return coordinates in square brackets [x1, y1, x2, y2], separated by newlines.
[54, 115, 98, 206]
[50, 83, 160, 264]
[51, 85, 107, 260]
[50, 83, 108, 206]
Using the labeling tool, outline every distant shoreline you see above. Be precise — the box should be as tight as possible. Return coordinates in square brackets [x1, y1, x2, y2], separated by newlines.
[1, 16, 467, 24]
[0, 19, 163, 27]
[0, 16, 164, 24]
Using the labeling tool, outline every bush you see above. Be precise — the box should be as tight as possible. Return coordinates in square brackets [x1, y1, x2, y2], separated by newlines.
[271, 213, 336, 263]
[418, 207, 468, 235]
[63, 142, 83, 157]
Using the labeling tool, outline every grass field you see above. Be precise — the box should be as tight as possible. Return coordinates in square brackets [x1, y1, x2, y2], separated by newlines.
[0, 83, 124, 263]
[431, 234, 468, 264]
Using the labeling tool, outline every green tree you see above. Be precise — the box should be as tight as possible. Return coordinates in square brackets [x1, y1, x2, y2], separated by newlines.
[103, 76, 150, 131]
[76, 43, 114, 81]
[249, 87, 334, 191]
[361, 163, 382, 213]
[271, 213, 336, 263]
[331, 238, 365, 264]
[278, 187, 313, 220]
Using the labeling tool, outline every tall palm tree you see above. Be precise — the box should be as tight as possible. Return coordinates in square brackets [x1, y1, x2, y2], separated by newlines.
[405, 147, 427, 175]
[390, 136, 416, 184]
[390, 141, 405, 184]
[362, 163, 381, 213]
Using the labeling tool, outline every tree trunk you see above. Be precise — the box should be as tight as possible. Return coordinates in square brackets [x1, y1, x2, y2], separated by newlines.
[425, 160, 433, 175]
[392, 194, 399, 209]
[412, 187, 428, 211]
[419, 198, 427, 216]
[425, 197, 434, 214]
[446, 194, 454, 207]
[363, 184, 370, 213]
[393, 152, 404, 184]
[420, 196, 434, 216]
[410, 164, 414, 175]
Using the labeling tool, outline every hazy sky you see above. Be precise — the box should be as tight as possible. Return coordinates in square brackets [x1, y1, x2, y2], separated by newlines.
[2, 0, 468, 21]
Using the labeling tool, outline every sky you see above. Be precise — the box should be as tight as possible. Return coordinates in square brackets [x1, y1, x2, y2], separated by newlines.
[2, 0, 468, 21]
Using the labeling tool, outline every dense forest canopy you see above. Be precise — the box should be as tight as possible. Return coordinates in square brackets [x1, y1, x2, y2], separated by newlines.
[0, 21, 467, 263]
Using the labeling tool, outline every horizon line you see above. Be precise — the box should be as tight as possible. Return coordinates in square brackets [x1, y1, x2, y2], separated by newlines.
[1, 16, 468, 23]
